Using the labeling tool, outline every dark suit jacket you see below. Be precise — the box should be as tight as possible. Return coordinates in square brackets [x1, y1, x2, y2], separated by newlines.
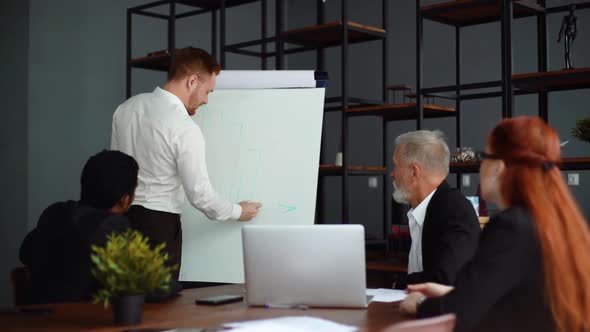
[396, 180, 480, 289]
[418, 207, 555, 332]
[20, 201, 129, 304]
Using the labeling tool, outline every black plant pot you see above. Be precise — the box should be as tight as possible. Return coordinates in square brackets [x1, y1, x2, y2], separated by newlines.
[112, 294, 145, 325]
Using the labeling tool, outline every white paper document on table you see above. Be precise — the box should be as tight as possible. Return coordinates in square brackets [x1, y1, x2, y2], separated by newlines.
[366, 288, 408, 303]
[224, 316, 357, 332]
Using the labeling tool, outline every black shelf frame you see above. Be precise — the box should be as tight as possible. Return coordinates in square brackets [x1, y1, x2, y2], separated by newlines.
[319, 166, 388, 176]
[127, 1, 216, 98]
[451, 158, 590, 173]
[417, 0, 590, 190]
[284, 0, 389, 247]
[126, 0, 271, 98]
[416, 0, 546, 188]
[420, 0, 545, 27]
[125, 0, 392, 247]
[323, 96, 385, 112]
[346, 103, 456, 121]
[125, 0, 589, 253]
[219, 0, 281, 69]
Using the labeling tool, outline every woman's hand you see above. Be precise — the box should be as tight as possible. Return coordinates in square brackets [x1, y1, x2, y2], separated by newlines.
[407, 282, 454, 297]
[399, 283, 454, 315]
[399, 292, 426, 315]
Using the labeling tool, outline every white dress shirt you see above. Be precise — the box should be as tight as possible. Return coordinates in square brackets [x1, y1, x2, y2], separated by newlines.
[407, 189, 437, 274]
[111, 87, 241, 220]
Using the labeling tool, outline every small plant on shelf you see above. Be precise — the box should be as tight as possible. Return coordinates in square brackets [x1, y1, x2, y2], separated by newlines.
[572, 118, 590, 144]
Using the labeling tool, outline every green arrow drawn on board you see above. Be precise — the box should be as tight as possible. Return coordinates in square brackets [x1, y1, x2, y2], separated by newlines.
[279, 204, 297, 213]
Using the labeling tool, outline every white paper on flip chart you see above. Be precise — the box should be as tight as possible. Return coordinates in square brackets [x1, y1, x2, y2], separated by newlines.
[179, 88, 325, 283]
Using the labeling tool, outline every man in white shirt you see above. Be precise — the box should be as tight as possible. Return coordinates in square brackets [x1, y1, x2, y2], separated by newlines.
[390, 130, 480, 289]
[111, 47, 262, 280]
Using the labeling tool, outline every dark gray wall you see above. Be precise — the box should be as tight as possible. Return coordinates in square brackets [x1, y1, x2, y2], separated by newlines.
[289, 0, 590, 239]
[26, 0, 273, 233]
[0, 0, 30, 307]
[1, 0, 272, 305]
[27, 0, 155, 231]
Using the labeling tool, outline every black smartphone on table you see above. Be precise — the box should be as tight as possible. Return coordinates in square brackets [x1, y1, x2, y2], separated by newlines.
[0, 307, 53, 315]
[195, 294, 244, 305]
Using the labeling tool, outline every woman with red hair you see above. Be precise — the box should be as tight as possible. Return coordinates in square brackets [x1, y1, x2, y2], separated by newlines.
[400, 117, 590, 332]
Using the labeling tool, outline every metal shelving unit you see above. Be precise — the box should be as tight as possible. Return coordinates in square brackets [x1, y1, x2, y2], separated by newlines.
[125, 0, 590, 255]
[280, 1, 391, 248]
[416, 0, 590, 185]
[126, 0, 268, 98]
[125, 0, 394, 247]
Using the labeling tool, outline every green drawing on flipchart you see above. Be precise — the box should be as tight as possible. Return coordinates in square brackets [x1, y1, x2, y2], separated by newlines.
[278, 204, 297, 213]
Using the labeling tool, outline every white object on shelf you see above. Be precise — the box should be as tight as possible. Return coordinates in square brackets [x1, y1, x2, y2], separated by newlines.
[462, 174, 471, 187]
[567, 173, 579, 186]
[335, 152, 343, 166]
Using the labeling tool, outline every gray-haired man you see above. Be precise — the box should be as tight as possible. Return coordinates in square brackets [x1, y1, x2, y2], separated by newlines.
[391, 130, 480, 289]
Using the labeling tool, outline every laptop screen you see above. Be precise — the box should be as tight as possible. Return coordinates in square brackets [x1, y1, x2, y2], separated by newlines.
[242, 224, 367, 308]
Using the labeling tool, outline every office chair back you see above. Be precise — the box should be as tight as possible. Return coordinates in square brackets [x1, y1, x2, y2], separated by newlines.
[11, 267, 32, 306]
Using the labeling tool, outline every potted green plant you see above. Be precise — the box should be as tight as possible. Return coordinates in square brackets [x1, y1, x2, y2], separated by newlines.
[572, 118, 590, 144]
[91, 230, 177, 325]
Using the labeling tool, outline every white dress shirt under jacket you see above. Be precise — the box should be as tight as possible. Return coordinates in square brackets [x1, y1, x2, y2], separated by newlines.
[111, 87, 241, 220]
[407, 188, 437, 274]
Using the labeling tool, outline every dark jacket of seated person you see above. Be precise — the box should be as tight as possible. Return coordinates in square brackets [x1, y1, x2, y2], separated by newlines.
[396, 180, 480, 289]
[417, 207, 555, 332]
[20, 201, 130, 304]
[19, 150, 138, 304]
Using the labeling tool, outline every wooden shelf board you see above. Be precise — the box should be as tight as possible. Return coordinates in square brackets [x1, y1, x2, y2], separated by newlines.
[386, 85, 413, 91]
[281, 21, 385, 47]
[366, 252, 408, 273]
[450, 161, 481, 173]
[512, 68, 590, 92]
[561, 157, 590, 171]
[129, 52, 171, 71]
[450, 157, 590, 173]
[176, 0, 260, 9]
[346, 103, 456, 121]
[421, 0, 544, 27]
[366, 261, 408, 273]
[319, 164, 386, 176]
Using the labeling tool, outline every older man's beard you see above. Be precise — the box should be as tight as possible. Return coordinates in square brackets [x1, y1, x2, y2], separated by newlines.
[392, 181, 410, 204]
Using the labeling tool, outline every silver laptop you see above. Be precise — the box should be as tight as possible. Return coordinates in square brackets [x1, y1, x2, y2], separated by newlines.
[242, 224, 367, 308]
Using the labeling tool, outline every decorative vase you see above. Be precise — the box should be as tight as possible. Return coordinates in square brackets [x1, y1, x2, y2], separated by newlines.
[112, 294, 145, 325]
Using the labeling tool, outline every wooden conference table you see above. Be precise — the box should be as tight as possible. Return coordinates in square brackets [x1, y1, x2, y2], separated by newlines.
[1, 284, 407, 332]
